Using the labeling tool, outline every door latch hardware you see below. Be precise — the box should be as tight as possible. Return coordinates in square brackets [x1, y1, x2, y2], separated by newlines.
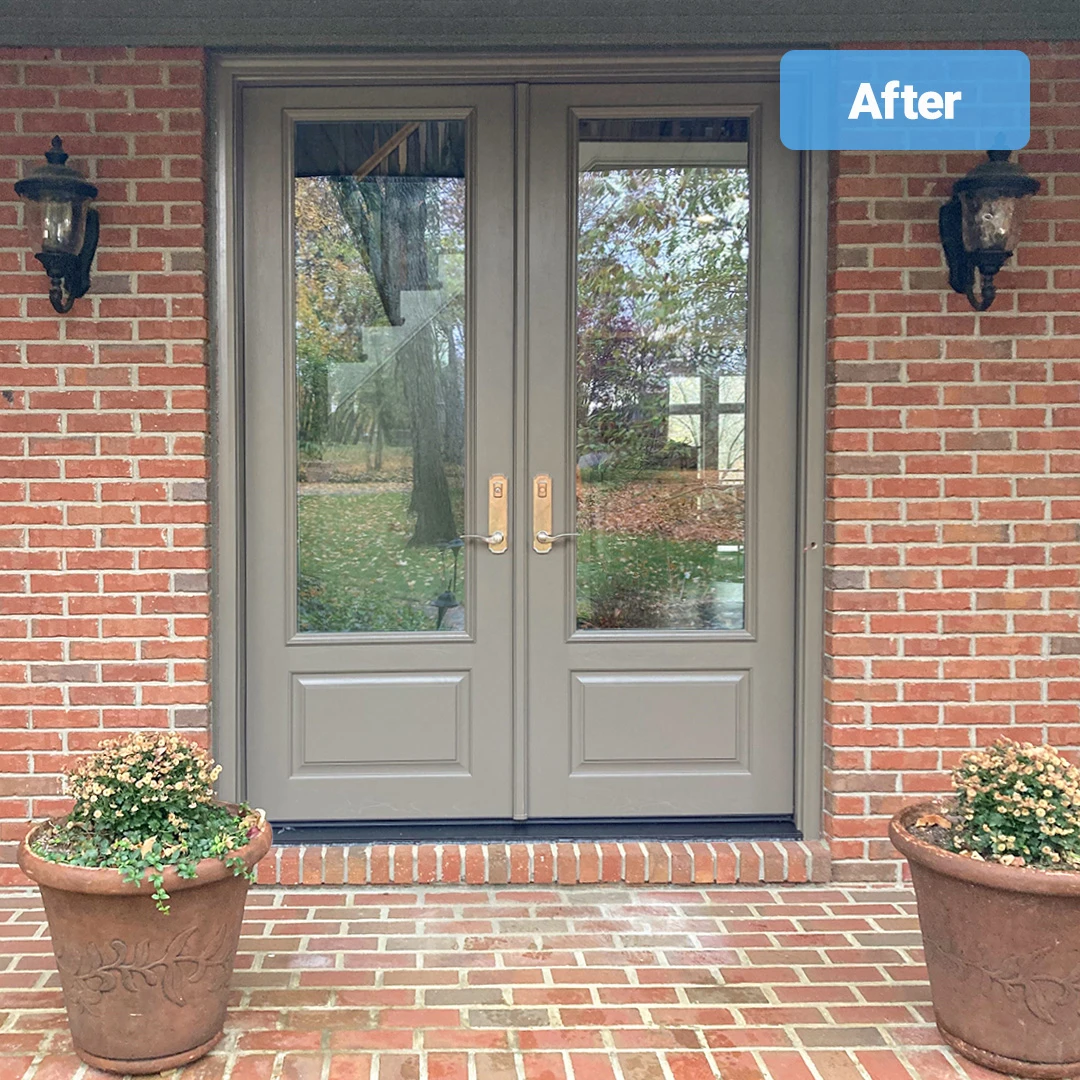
[531, 475, 557, 557]
[535, 530, 578, 545]
[460, 530, 505, 546]
[482, 474, 508, 553]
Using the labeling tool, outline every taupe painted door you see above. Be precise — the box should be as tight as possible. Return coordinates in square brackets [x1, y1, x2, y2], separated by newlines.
[242, 85, 516, 820]
[524, 83, 799, 817]
[241, 78, 800, 823]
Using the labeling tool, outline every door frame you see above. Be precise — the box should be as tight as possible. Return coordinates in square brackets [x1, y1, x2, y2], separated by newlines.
[208, 50, 827, 837]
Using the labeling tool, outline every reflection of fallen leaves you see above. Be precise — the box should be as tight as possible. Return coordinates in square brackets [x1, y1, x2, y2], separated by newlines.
[914, 813, 951, 830]
[578, 472, 744, 542]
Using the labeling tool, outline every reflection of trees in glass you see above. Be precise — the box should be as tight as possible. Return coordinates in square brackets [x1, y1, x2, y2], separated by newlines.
[295, 180, 385, 460]
[294, 173, 466, 547]
[576, 165, 749, 477]
[330, 171, 453, 544]
[575, 164, 749, 631]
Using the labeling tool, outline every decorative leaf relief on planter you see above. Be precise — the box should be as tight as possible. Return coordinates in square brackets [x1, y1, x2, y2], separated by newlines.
[55, 924, 234, 1014]
[926, 939, 1080, 1025]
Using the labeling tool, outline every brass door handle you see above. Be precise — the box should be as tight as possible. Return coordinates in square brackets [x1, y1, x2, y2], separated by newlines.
[460, 531, 505, 546]
[535, 530, 578, 545]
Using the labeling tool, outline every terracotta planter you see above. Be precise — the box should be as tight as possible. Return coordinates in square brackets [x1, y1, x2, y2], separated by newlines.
[18, 812, 272, 1075]
[891, 802, 1080, 1079]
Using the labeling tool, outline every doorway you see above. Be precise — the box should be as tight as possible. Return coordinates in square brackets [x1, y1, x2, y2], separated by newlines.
[233, 72, 814, 827]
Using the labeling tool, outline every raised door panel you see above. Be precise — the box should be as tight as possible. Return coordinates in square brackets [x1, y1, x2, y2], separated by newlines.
[294, 672, 470, 772]
[571, 671, 748, 771]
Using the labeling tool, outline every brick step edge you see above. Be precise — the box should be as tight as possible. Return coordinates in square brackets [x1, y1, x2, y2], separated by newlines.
[254, 839, 830, 887]
[0, 840, 829, 888]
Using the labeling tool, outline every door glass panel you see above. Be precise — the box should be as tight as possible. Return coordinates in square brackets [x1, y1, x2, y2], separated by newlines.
[574, 117, 749, 631]
[293, 119, 468, 633]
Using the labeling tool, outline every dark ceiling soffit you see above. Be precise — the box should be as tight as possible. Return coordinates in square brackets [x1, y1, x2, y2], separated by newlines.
[0, 1, 1075, 47]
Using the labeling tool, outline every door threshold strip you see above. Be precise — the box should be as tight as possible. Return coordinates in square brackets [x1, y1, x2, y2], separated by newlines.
[272, 815, 800, 845]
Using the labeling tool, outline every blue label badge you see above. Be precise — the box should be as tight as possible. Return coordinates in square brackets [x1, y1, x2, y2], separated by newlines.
[780, 50, 1030, 151]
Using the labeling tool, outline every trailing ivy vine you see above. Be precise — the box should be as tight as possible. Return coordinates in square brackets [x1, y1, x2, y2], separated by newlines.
[31, 733, 263, 913]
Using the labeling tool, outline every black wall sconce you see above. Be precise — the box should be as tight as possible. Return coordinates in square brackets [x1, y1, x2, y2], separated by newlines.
[939, 150, 1040, 311]
[14, 137, 99, 314]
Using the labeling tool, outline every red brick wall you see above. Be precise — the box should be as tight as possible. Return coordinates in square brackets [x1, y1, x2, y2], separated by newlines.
[825, 41, 1080, 882]
[0, 47, 208, 883]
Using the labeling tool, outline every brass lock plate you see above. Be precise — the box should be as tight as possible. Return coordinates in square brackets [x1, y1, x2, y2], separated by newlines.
[488, 474, 508, 554]
[533, 474, 553, 553]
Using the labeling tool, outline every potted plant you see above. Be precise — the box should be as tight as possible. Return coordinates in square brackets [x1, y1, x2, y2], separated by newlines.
[890, 738, 1080, 1078]
[18, 732, 271, 1075]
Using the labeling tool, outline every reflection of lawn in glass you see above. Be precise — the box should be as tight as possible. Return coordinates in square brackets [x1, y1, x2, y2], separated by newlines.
[297, 486, 743, 634]
[576, 532, 744, 630]
[297, 491, 465, 633]
[575, 470, 745, 630]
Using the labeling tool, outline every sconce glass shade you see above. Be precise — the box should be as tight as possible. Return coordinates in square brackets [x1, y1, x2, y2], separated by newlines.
[958, 188, 1029, 258]
[952, 150, 1039, 264]
[24, 192, 88, 256]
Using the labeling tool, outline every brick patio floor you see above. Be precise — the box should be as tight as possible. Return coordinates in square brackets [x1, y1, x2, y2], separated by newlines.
[0, 884, 1015, 1080]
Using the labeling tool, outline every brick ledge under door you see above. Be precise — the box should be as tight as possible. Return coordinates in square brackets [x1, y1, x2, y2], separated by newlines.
[255, 840, 830, 886]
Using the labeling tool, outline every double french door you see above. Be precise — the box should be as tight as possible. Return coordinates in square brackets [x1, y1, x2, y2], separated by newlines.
[241, 78, 801, 824]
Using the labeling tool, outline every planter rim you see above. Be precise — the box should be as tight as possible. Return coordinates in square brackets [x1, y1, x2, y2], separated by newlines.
[17, 804, 272, 896]
[890, 800, 1080, 898]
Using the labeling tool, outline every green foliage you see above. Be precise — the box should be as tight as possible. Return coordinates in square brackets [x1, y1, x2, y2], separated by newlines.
[577, 165, 749, 359]
[298, 570, 432, 634]
[297, 489, 464, 633]
[576, 572, 666, 630]
[576, 166, 749, 457]
[576, 533, 744, 630]
[31, 733, 261, 913]
[951, 739, 1080, 870]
